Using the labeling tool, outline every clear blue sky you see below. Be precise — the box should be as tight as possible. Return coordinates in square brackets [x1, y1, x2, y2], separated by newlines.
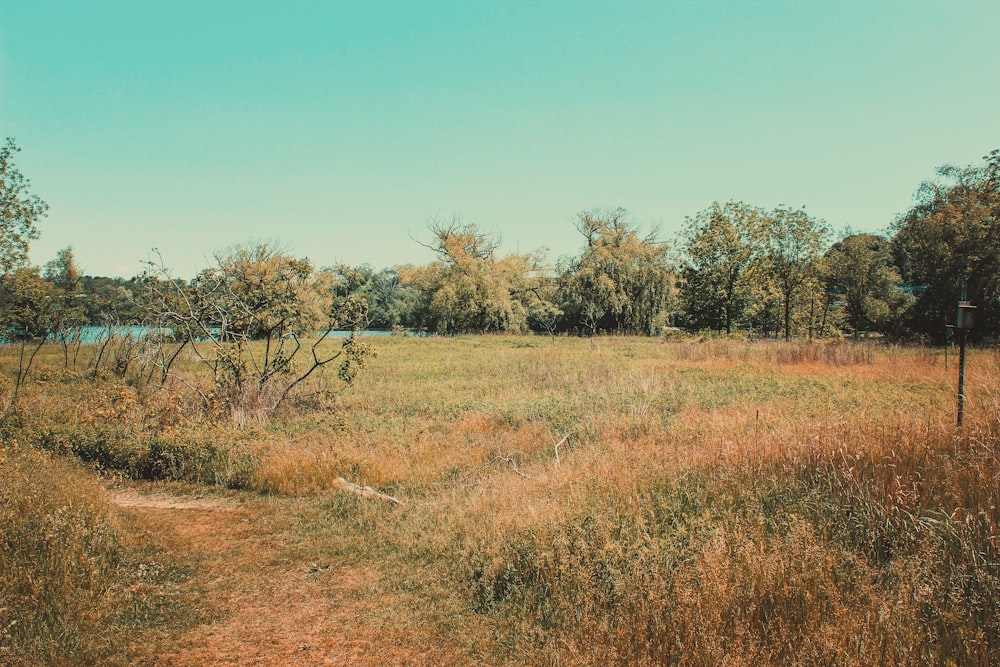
[2, 1, 998, 278]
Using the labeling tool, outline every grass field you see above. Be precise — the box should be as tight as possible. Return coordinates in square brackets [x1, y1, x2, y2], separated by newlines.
[2, 335, 999, 665]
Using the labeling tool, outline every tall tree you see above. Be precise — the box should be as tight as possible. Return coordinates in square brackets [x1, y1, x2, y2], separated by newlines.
[404, 219, 534, 334]
[893, 150, 1000, 342]
[680, 201, 765, 334]
[0, 138, 48, 280]
[763, 206, 830, 340]
[558, 208, 675, 336]
[822, 233, 908, 337]
[43, 247, 88, 366]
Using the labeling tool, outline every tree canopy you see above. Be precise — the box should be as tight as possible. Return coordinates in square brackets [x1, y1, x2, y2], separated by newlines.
[893, 150, 1000, 342]
[680, 201, 764, 334]
[4, 139, 1000, 344]
[822, 233, 908, 337]
[403, 219, 536, 334]
[558, 208, 675, 336]
[0, 138, 48, 279]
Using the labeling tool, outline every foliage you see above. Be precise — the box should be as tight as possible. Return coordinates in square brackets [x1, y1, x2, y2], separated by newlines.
[558, 207, 675, 335]
[0, 138, 47, 279]
[762, 206, 830, 340]
[680, 201, 766, 334]
[326, 263, 420, 330]
[403, 219, 536, 334]
[43, 248, 89, 365]
[822, 233, 909, 336]
[192, 242, 326, 340]
[0, 267, 61, 406]
[0, 267, 60, 342]
[142, 242, 374, 425]
[526, 292, 563, 337]
[77, 275, 145, 325]
[893, 149, 1000, 342]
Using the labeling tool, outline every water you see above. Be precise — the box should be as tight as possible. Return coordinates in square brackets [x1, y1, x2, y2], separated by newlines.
[74, 325, 159, 344]
[71, 326, 396, 344]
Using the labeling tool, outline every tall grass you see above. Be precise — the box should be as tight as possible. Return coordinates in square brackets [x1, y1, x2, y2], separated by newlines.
[0, 443, 193, 665]
[3, 334, 999, 664]
[459, 415, 1000, 664]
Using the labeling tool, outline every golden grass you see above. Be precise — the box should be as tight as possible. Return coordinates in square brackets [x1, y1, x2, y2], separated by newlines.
[3, 335, 1000, 664]
[0, 443, 196, 665]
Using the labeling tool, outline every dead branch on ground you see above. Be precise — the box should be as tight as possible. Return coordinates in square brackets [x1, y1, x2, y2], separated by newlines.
[333, 477, 403, 505]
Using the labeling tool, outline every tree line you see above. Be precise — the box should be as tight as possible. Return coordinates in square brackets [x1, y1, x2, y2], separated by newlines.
[3, 138, 999, 350]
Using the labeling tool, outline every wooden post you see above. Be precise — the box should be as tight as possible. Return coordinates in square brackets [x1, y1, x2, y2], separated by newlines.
[957, 331, 967, 427]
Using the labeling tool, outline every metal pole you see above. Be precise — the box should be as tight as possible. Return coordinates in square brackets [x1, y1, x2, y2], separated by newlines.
[957, 331, 967, 427]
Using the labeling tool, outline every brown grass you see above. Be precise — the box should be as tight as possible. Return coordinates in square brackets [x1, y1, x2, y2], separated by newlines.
[3, 335, 999, 664]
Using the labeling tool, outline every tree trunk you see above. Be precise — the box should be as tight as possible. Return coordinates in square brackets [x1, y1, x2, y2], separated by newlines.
[784, 293, 791, 341]
[808, 295, 815, 342]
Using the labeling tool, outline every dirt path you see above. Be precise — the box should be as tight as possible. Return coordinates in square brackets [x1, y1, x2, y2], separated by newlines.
[111, 491, 243, 512]
[110, 487, 471, 666]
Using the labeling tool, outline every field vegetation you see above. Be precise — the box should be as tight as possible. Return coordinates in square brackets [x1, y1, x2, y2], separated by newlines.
[2, 334, 999, 665]
[3, 137, 1000, 663]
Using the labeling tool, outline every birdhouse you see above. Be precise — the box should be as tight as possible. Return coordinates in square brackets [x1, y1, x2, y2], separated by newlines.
[956, 301, 977, 331]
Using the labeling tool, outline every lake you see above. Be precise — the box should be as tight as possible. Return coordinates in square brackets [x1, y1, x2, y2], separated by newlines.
[72, 326, 397, 345]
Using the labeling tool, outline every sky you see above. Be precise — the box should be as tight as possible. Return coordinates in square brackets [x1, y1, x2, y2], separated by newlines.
[2, 1, 999, 278]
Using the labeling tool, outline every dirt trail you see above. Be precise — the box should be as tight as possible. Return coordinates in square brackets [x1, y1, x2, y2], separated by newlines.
[110, 488, 467, 666]
[111, 491, 242, 512]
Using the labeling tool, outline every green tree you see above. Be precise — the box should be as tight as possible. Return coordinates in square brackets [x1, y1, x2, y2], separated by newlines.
[0, 138, 48, 279]
[78, 275, 143, 324]
[404, 219, 534, 334]
[326, 264, 420, 330]
[893, 149, 1000, 342]
[763, 206, 830, 340]
[558, 208, 675, 336]
[822, 233, 908, 337]
[680, 201, 765, 334]
[43, 247, 88, 366]
[194, 243, 325, 342]
[0, 267, 59, 407]
[526, 268, 562, 338]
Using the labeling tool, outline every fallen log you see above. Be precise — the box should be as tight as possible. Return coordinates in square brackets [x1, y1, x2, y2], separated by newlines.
[334, 477, 403, 505]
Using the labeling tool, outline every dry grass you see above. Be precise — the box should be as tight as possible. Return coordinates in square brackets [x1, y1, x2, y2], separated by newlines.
[0, 443, 196, 665]
[3, 335, 999, 664]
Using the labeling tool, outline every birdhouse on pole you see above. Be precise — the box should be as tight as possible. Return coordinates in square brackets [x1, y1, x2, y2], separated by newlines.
[956, 301, 977, 331]
[956, 281, 977, 331]
[955, 281, 975, 427]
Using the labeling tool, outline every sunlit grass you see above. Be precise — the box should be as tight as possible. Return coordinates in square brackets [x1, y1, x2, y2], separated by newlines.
[0, 444, 196, 665]
[3, 335, 999, 664]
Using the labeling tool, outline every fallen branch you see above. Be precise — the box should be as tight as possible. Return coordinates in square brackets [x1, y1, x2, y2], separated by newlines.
[499, 452, 531, 479]
[553, 434, 569, 466]
[334, 477, 403, 505]
[461, 449, 532, 482]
